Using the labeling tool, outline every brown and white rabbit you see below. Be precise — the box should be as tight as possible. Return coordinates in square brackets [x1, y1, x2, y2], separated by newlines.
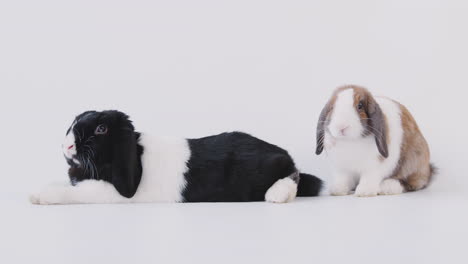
[316, 85, 436, 197]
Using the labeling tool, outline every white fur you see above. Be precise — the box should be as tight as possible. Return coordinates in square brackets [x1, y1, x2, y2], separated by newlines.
[132, 134, 190, 203]
[62, 122, 77, 160]
[325, 90, 404, 197]
[379, 178, 404, 195]
[328, 89, 364, 139]
[31, 134, 191, 204]
[265, 178, 298, 203]
[30, 180, 128, 205]
[329, 170, 358, 196]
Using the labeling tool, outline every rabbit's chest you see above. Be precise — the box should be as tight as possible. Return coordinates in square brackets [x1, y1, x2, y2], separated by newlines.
[325, 135, 380, 171]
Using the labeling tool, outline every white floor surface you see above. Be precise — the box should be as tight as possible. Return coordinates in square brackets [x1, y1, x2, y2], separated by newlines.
[2, 189, 466, 264]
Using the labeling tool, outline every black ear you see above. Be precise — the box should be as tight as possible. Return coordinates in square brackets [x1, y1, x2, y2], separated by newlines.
[316, 102, 331, 155]
[367, 98, 389, 158]
[111, 128, 142, 198]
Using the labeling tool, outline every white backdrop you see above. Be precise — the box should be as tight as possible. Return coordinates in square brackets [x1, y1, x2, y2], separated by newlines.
[1, 0, 466, 195]
[1, 1, 467, 263]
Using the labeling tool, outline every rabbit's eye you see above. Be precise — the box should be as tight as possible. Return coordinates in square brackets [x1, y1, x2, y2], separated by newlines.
[95, 124, 108, 135]
[357, 102, 364, 110]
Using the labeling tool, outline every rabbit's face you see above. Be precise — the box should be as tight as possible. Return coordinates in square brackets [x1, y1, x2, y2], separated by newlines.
[62, 110, 143, 197]
[327, 88, 367, 139]
[63, 111, 113, 166]
[316, 85, 389, 158]
[62, 110, 139, 170]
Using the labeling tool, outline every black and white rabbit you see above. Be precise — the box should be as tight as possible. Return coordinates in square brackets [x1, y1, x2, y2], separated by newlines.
[30, 110, 322, 204]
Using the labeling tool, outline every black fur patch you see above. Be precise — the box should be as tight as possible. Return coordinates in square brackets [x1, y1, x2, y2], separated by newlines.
[66, 110, 144, 198]
[65, 111, 322, 202]
[182, 132, 321, 202]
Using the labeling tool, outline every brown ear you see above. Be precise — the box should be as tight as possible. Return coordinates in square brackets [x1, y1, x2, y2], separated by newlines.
[316, 102, 332, 155]
[367, 98, 389, 158]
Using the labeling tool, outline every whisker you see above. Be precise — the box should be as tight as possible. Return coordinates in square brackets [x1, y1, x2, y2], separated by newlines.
[91, 159, 99, 180]
[365, 126, 384, 138]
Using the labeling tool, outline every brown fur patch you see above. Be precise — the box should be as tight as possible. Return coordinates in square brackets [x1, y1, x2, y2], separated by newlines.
[343, 85, 389, 157]
[351, 86, 372, 130]
[390, 102, 433, 191]
[333, 85, 384, 134]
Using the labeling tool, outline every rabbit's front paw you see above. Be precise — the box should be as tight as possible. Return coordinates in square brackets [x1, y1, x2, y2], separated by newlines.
[29, 185, 67, 205]
[354, 183, 378, 197]
[329, 184, 352, 196]
[29, 193, 41, 204]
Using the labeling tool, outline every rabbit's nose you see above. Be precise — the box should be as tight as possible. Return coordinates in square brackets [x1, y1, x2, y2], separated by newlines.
[339, 126, 350, 136]
[67, 145, 74, 150]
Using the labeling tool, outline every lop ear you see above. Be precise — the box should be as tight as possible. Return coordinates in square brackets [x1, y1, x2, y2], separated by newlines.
[111, 129, 142, 198]
[316, 102, 332, 155]
[367, 98, 389, 158]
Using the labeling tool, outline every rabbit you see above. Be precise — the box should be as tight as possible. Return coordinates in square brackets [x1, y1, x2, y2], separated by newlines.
[30, 110, 322, 204]
[316, 85, 435, 197]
